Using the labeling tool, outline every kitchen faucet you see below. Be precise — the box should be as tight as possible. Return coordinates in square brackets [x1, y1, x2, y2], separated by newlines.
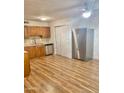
[33, 38, 36, 45]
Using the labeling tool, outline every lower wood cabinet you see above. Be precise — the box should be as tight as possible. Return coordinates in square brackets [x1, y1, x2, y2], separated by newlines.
[24, 46, 45, 59]
[29, 46, 36, 59]
[24, 51, 30, 77]
[35, 46, 45, 57]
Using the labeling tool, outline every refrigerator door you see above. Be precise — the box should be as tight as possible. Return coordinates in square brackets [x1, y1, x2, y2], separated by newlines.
[72, 28, 94, 61]
[72, 29, 80, 59]
[77, 28, 87, 60]
[72, 28, 86, 60]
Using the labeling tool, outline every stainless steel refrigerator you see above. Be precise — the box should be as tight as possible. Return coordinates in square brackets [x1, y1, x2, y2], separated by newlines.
[72, 28, 94, 61]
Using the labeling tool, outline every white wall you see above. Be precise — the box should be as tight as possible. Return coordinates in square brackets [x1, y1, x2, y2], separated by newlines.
[50, 13, 99, 59]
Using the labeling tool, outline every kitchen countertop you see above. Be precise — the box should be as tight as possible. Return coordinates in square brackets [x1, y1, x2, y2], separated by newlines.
[24, 45, 44, 47]
[24, 43, 53, 47]
[24, 44, 44, 47]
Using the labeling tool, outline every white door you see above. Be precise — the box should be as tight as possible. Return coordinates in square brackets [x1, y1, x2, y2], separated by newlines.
[55, 25, 71, 58]
[55, 27, 62, 55]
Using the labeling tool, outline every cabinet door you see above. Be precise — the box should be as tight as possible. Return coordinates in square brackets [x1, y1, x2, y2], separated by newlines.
[24, 52, 30, 77]
[27, 26, 36, 36]
[34, 26, 39, 35]
[24, 26, 27, 36]
[29, 46, 36, 59]
[26, 26, 30, 37]
[38, 27, 44, 36]
[41, 46, 45, 56]
[37, 27, 50, 38]
[36, 46, 45, 57]
[35, 27, 40, 35]
[42, 27, 50, 38]
[25, 46, 36, 59]
[24, 26, 28, 37]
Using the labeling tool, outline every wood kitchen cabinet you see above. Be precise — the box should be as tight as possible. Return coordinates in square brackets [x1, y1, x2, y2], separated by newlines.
[38, 27, 50, 38]
[24, 26, 35, 37]
[24, 51, 30, 77]
[35, 27, 40, 35]
[24, 46, 45, 59]
[24, 46, 35, 59]
[42, 27, 50, 38]
[24, 26, 50, 38]
[24, 26, 27, 35]
[29, 46, 36, 59]
[35, 46, 45, 57]
[24, 26, 29, 37]
[29, 26, 38, 36]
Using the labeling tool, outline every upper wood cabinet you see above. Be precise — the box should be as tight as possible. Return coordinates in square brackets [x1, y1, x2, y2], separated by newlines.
[24, 26, 50, 38]
[24, 26, 29, 37]
[42, 27, 50, 38]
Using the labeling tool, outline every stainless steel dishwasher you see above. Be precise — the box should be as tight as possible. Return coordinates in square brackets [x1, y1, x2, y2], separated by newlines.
[45, 43, 54, 55]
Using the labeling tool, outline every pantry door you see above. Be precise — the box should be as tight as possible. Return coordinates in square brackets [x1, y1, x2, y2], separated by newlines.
[55, 25, 71, 58]
[55, 26, 62, 56]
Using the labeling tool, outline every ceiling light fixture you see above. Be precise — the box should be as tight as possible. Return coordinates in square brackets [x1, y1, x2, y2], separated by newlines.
[40, 17, 47, 21]
[37, 16, 51, 21]
[82, 10, 92, 18]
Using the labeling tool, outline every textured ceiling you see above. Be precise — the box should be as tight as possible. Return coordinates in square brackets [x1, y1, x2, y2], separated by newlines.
[24, 0, 99, 22]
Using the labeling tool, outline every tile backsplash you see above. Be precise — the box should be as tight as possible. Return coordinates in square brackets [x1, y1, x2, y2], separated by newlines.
[24, 36, 51, 46]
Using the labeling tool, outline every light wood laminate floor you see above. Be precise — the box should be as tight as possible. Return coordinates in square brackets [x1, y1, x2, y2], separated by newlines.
[24, 55, 99, 93]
